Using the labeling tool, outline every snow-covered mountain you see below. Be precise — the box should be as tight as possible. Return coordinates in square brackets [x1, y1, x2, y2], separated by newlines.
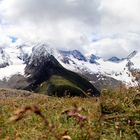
[0, 43, 34, 80]
[108, 56, 121, 62]
[60, 50, 87, 62]
[0, 43, 140, 88]
[0, 48, 11, 68]
[59, 49, 139, 86]
[89, 54, 100, 64]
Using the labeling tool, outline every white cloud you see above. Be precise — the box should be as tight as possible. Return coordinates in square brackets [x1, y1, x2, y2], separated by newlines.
[0, 26, 11, 47]
[0, 0, 101, 51]
[87, 32, 140, 58]
[0, 0, 140, 58]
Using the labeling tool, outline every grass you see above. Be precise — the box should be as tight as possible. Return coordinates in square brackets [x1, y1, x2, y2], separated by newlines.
[0, 95, 100, 140]
[100, 87, 140, 140]
[0, 87, 140, 140]
[37, 75, 86, 97]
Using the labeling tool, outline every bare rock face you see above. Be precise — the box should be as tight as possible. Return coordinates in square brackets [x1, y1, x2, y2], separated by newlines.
[0, 74, 29, 89]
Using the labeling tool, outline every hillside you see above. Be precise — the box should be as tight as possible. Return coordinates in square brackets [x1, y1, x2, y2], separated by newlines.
[25, 44, 100, 97]
[0, 88, 139, 139]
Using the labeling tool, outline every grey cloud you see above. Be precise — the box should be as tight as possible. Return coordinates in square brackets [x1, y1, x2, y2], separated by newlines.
[2, 0, 101, 26]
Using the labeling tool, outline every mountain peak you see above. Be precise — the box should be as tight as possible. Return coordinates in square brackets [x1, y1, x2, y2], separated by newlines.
[60, 50, 87, 61]
[27, 43, 55, 67]
[108, 56, 121, 62]
[89, 54, 100, 64]
[127, 50, 137, 60]
[0, 43, 140, 89]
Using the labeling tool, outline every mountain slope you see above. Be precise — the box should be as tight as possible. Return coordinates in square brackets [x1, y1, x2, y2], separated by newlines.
[0, 42, 140, 90]
[24, 44, 100, 96]
[59, 50, 139, 86]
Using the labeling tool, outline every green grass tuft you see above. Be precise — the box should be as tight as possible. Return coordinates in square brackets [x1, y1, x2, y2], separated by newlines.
[0, 87, 140, 139]
[37, 75, 86, 97]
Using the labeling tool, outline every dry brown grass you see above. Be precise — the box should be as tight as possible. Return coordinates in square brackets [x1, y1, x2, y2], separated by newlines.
[0, 91, 100, 140]
[0, 87, 140, 140]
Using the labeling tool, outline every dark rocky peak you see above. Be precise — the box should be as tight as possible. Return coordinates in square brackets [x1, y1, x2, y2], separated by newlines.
[60, 50, 87, 61]
[27, 43, 55, 66]
[107, 51, 137, 63]
[126, 50, 137, 60]
[108, 56, 121, 62]
[25, 43, 63, 86]
[126, 60, 134, 71]
[89, 54, 100, 64]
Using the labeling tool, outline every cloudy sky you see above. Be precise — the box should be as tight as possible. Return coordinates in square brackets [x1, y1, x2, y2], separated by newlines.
[0, 0, 140, 58]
